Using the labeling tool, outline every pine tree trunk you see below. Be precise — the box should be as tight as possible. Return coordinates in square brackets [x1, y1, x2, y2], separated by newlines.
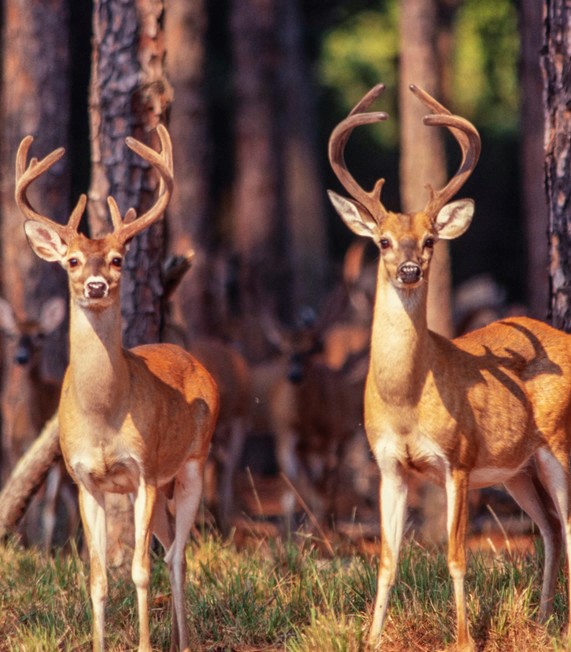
[88, 0, 172, 569]
[399, 0, 453, 545]
[164, 0, 212, 338]
[231, 0, 293, 359]
[520, 0, 549, 320]
[0, 0, 70, 381]
[278, 0, 328, 314]
[543, 1, 571, 330]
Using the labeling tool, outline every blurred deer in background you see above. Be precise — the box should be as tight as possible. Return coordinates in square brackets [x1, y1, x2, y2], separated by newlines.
[162, 256, 253, 534]
[264, 306, 367, 526]
[328, 83, 571, 651]
[0, 296, 65, 474]
[0, 296, 77, 549]
[190, 337, 252, 533]
[16, 125, 219, 652]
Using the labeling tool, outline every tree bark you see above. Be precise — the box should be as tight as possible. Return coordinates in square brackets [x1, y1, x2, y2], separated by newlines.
[88, 0, 172, 568]
[542, 0, 571, 330]
[520, 0, 549, 320]
[230, 0, 290, 358]
[0, 0, 70, 381]
[278, 0, 328, 314]
[164, 0, 212, 338]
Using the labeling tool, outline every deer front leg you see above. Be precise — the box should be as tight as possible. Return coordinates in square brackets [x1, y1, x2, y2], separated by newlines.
[132, 479, 157, 652]
[368, 461, 408, 651]
[78, 486, 107, 652]
[445, 468, 474, 652]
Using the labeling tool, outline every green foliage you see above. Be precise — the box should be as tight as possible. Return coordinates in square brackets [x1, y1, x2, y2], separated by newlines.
[319, 4, 400, 147]
[317, 0, 519, 141]
[454, 0, 520, 130]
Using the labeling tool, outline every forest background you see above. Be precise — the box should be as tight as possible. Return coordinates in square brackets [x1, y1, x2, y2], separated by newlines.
[0, 0, 554, 551]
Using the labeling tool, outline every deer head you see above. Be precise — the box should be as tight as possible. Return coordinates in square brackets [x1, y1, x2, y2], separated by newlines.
[327, 84, 481, 290]
[15, 126, 173, 310]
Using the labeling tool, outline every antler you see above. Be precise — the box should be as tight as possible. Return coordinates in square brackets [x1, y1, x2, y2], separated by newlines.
[328, 83, 390, 223]
[409, 84, 481, 218]
[15, 125, 174, 243]
[15, 136, 87, 241]
[113, 124, 174, 244]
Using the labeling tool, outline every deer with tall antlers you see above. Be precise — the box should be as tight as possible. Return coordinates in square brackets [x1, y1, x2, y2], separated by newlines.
[328, 83, 571, 651]
[15, 125, 219, 652]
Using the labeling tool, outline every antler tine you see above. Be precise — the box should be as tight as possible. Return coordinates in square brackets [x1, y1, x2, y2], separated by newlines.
[409, 84, 481, 217]
[328, 84, 390, 221]
[15, 136, 81, 240]
[114, 124, 174, 243]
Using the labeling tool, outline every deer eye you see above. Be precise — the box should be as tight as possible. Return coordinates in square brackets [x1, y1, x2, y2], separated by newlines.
[424, 237, 435, 249]
[68, 257, 80, 268]
[111, 257, 122, 268]
[379, 238, 391, 250]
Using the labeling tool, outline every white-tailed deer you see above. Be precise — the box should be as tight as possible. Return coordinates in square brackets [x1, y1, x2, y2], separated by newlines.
[15, 125, 219, 652]
[0, 296, 77, 549]
[0, 296, 65, 474]
[328, 83, 571, 651]
[190, 337, 252, 533]
[264, 310, 366, 524]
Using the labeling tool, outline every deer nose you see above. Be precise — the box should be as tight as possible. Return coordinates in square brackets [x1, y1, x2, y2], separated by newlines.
[14, 342, 31, 366]
[85, 281, 108, 299]
[397, 262, 422, 284]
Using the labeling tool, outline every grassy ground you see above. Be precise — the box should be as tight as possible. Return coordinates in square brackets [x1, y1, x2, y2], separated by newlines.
[0, 528, 569, 651]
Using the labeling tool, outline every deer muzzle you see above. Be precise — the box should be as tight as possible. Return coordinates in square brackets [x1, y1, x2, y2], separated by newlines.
[85, 279, 109, 299]
[397, 262, 422, 285]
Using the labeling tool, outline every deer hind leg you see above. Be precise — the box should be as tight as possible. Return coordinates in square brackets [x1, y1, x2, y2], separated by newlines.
[368, 461, 408, 651]
[535, 448, 571, 636]
[504, 467, 562, 622]
[217, 417, 246, 534]
[78, 486, 107, 652]
[164, 458, 204, 652]
[445, 468, 475, 652]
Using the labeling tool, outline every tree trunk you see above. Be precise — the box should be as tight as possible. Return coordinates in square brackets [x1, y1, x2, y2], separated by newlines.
[88, 0, 172, 569]
[520, 0, 549, 321]
[278, 0, 328, 314]
[164, 0, 212, 339]
[399, 0, 454, 339]
[399, 0, 454, 545]
[0, 0, 70, 382]
[230, 0, 290, 359]
[542, 1, 571, 330]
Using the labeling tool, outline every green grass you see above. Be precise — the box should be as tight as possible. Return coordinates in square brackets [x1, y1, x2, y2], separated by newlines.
[0, 532, 568, 651]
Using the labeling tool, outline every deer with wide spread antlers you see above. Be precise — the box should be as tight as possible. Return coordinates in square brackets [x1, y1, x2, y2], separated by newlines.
[328, 83, 571, 651]
[15, 125, 219, 652]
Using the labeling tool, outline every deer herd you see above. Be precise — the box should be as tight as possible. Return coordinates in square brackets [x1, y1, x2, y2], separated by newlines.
[3, 83, 571, 651]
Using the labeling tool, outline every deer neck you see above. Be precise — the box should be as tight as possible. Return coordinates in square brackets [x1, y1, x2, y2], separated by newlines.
[368, 265, 430, 404]
[67, 300, 129, 413]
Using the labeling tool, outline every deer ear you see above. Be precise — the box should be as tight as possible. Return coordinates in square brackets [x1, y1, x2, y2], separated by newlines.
[39, 297, 67, 333]
[327, 190, 378, 240]
[0, 298, 17, 334]
[24, 220, 68, 263]
[434, 199, 475, 240]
